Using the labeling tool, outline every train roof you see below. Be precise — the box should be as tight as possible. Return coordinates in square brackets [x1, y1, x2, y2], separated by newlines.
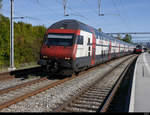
[49, 19, 135, 47]
[49, 19, 92, 33]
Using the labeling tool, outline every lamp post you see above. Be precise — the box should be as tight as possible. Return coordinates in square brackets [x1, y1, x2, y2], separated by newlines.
[8, 0, 16, 71]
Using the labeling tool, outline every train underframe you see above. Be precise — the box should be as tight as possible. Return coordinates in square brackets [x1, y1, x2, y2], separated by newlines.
[38, 52, 132, 76]
[38, 58, 73, 76]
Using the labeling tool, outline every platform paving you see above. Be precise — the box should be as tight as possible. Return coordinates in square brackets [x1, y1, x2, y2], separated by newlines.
[129, 52, 150, 112]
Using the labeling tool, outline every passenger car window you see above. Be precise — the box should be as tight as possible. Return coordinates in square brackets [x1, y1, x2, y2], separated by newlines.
[88, 38, 90, 44]
[77, 35, 84, 44]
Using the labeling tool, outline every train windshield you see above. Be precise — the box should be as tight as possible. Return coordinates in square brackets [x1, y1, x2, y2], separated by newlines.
[45, 34, 73, 46]
[136, 45, 142, 49]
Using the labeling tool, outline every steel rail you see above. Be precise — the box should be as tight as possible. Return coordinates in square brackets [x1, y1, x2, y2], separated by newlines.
[98, 56, 137, 112]
[0, 55, 135, 111]
[0, 76, 75, 110]
[0, 77, 47, 95]
[52, 55, 137, 112]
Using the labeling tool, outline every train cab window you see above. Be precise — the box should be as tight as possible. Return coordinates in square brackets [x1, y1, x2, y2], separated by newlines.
[77, 35, 84, 44]
[45, 34, 73, 46]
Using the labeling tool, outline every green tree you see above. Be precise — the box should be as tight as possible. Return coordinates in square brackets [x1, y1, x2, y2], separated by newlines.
[122, 34, 132, 43]
[98, 28, 102, 32]
[0, 15, 47, 67]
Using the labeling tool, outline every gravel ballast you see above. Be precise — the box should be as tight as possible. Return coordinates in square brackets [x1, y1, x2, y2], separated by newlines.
[1, 56, 132, 112]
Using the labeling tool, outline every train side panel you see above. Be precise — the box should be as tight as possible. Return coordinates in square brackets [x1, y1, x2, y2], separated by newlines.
[73, 30, 93, 71]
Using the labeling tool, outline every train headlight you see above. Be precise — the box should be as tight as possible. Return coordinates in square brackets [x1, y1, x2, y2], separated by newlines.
[43, 56, 48, 58]
[65, 57, 71, 60]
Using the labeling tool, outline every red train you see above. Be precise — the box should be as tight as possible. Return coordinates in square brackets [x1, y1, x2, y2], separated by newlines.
[134, 45, 143, 54]
[38, 19, 135, 76]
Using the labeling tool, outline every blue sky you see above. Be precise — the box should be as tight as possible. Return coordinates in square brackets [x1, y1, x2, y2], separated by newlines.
[1, 0, 150, 41]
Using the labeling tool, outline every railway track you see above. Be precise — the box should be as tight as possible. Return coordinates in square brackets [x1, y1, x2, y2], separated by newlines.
[52, 55, 137, 112]
[0, 77, 48, 95]
[0, 66, 48, 91]
[0, 72, 83, 111]
[106, 57, 137, 112]
[0, 54, 137, 112]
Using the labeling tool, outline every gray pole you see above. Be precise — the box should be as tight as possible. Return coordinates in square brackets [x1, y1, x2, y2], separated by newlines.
[9, 0, 15, 70]
[98, 0, 104, 16]
[63, 0, 69, 16]
[98, 0, 101, 15]
[63, 0, 66, 16]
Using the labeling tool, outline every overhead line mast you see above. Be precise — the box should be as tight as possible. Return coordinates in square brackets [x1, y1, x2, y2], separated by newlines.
[63, 0, 69, 16]
[8, 0, 16, 71]
[98, 0, 104, 16]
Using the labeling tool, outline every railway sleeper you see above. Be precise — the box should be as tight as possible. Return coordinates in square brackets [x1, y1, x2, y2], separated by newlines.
[82, 93, 106, 98]
[80, 95, 103, 100]
[85, 90, 108, 94]
[69, 103, 99, 109]
[63, 106, 96, 112]
[64, 104, 98, 112]
[81, 93, 107, 99]
[73, 100, 101, 106]
[77, 97, 104, 103]
[101, 87, 112, 91]
[87, 89, 103, 92]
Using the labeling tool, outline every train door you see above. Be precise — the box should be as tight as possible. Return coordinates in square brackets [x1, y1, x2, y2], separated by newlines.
[88, 38, 91, 57]
[91, 32, 96, 65]
[86, 33, 93, 67]
[101, 35, 104, 63]
[108, 40, 112, 60]
[102, 36, 107, 62]
[119, 43, 120, 57]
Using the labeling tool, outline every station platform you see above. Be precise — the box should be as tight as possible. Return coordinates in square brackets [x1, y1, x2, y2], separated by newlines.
[129, 52, 150, 112]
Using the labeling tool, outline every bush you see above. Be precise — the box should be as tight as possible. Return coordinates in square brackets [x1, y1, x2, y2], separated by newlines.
[0, 15, 47, 67]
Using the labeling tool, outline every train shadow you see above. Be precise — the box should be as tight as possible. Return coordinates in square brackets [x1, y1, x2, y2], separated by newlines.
[46, 73, 72, 80]
[9, 67, 71, 80]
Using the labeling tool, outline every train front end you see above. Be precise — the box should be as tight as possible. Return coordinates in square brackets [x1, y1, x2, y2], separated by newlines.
[134, 45, 143, 54]
[38, 20, 80, 75]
